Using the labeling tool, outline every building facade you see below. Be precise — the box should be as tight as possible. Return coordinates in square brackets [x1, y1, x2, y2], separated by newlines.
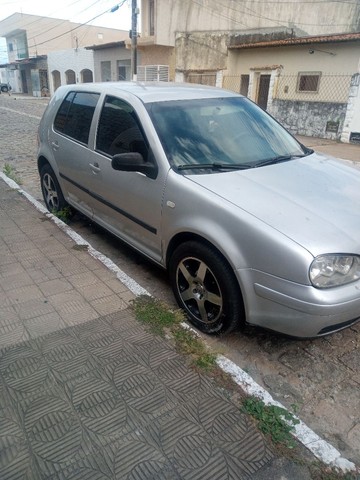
[0, 13, 127, 95]
[86, 42, 132, 83]
[140, 0, 360, 81]
[225, 32, 360, 142]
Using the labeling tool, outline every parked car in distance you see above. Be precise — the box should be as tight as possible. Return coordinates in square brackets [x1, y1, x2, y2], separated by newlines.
[37, 82, 360, 338]
[0, 82, 11, 93]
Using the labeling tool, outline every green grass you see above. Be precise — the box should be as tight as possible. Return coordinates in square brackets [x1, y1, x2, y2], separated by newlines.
[51, 206, 73, 223]
[3, 163, 22, 184]
[242, 397, 300, 449]
[132, 296, 216, 371]
[132, 296, 181, 335]
[172, 326, 217, 371]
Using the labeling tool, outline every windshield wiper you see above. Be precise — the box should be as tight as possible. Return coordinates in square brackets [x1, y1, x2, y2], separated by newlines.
[254, 153, 307, 168]
[177, 162, 253, 171]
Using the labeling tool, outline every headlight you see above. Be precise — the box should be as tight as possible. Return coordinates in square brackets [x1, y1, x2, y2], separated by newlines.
[310, 254, 360, 288]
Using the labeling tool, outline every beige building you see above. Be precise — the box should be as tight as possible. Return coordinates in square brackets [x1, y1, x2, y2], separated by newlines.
[225, 32, 360, 141]
[139, 0, 360, 81]
[0, 13, 127, 95]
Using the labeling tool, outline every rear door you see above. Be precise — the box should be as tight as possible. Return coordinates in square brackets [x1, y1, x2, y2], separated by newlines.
[50, 90, 100, 217]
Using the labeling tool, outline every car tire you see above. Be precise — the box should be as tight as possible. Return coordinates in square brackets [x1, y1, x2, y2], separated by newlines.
[169, 241, 244, 334]
[1, 86, 8, 92]
[40, 164, 68, 213]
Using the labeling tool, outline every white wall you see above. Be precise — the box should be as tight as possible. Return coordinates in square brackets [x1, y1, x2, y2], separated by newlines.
[47, 48, 95, 95]
[0, 66, 21, 92]
[341, 74, 360, 142]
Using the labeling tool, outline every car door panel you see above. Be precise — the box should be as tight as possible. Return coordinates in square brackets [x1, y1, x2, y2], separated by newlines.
[86, 95, 165, 262]
[50, 90, 100, 217]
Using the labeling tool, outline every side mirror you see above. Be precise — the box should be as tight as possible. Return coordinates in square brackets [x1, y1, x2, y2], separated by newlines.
[111, 152, 158, 179]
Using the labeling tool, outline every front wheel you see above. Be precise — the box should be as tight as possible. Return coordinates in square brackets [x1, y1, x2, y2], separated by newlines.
[40, 164, 67, 213]
[169, 241, 244, 334]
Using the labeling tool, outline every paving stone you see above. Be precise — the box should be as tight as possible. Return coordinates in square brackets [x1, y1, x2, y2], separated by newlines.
[0, 315, 274, 480]
[38, 278, 74, 297]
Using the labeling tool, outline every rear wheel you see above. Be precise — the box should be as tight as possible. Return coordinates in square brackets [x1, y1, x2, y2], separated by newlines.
[40, 164, 67, 213]
[1, 86, 8, 93]
[169, 241, 244, 334]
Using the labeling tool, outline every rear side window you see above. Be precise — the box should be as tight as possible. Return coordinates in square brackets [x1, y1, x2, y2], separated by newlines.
[54, 91, 100, 144]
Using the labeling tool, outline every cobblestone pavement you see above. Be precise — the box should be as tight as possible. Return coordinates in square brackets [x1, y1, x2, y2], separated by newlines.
[1, 94, 359, 466]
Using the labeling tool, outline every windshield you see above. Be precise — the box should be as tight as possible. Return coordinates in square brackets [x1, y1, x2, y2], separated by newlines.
[146, 96, 308, 173]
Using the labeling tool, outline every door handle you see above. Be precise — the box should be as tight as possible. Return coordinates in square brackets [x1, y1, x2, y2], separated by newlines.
[51, 141, 59, 150]
[89, 162, 101, 173]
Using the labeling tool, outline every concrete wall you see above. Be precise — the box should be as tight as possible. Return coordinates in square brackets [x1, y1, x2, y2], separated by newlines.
[269, 100, 347, 140]
[141, 0, 360, 46]
[137, 45, 175, 79]
[175, 33, 228, 72]
[47, 48, 95, 95]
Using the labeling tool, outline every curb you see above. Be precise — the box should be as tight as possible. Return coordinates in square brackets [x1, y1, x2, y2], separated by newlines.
[1, 171, 357, 473]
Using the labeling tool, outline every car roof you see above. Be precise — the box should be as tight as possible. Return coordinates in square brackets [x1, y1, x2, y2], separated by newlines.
[56, 81, 240, 103]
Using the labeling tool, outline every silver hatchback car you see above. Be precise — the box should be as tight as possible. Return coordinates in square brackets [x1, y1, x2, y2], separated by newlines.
[37, 82, 360, 338]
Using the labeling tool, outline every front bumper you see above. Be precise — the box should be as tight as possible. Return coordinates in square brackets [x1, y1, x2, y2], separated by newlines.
[238, 269, 360, 337]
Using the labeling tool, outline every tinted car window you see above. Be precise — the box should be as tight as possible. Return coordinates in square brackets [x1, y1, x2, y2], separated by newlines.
[54, 91, 99, 144]
[96, 96, 148, 159]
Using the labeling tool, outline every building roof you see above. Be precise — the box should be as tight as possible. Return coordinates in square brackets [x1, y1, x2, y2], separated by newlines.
[228, 32, 360, 49]
[85, 41, 126, 51]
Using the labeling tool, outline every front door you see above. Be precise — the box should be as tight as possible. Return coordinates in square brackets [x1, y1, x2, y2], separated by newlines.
[257, 74, 271, 110]
[86, 95, 166, 262]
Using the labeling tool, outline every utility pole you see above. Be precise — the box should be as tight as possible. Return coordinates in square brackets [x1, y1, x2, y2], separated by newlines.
[131, 0, 138, 81]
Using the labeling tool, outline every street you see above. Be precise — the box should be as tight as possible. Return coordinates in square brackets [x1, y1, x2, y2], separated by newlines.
[1, 93, 359, 465]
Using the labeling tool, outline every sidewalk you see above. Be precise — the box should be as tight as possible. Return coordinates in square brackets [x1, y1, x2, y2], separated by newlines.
[296, 135, 360, 163]
[0, 178, 316, 479]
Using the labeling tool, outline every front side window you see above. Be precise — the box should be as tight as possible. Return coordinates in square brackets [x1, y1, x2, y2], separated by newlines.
[54, 91, 99, 144]
[147, 96, 307, 173]
[96, 96, 148, 159]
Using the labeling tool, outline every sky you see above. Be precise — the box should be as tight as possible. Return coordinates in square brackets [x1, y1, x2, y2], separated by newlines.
[0, 0, 132, 63]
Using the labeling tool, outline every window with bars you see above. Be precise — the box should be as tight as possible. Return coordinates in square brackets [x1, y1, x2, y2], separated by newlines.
[297, 72, 321, 93]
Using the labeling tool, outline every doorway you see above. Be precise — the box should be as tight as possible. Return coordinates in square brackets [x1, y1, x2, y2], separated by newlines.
[257, 74, 271, 110]
[20, 69, 28, 93]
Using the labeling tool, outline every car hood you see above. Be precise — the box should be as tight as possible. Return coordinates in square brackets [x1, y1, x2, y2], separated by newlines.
[188, 153, 360, 257]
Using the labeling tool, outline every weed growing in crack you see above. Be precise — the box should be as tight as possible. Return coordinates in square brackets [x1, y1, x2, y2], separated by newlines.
[51, 206, 73, 223]
[132, 296, 216, 371]
[3, 163, 22, 184]
[242, 397, 300, 448]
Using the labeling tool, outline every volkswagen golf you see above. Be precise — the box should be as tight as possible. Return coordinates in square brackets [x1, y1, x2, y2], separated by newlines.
[37, 82, 360, 337]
